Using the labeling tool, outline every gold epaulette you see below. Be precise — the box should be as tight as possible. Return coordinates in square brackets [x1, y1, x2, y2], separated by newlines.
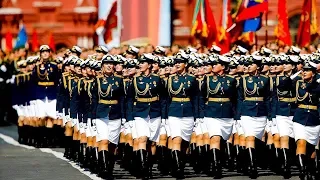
[151, 73, 159, 77]
[62, 72, 70, 76]
[241, 74, 249, 77]
[196, 77, 204, 81]
[169, 74, 176, 77]
[226, 74, 235, 79]
[50, 62, 57, 65]
[123, 78, 130, 82]
[114, 74, 123, 78]
[96, 75, 103, 79]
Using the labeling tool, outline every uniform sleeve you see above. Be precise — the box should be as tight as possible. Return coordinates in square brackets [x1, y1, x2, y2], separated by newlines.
[199, 77, 206, 119]
[270, 77, 277, 119]
[91, 80, 98, 119]
[265, 77, 272, 119]
[191, 77, 199, 120]
[159, 78, 168, 119]
[236, 77, 244, 119]
[118, 79, 126, 120]
[126, 78, 135, 121]
[230, 77, 238, 118]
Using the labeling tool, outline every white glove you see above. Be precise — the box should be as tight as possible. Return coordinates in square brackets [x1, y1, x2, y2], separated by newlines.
[128, 121, 134, 128]
[0, 65, 7, 72]
[194, 118, 200, 127]
[0, 77, 3, 82]
[83, 123, 88, 129]
[91, 119, 96, 127]
[121, 118, 126, 125]
[124, 122, 130, 129]
[199, 118, 204, 123]
[272, 118, 277, 126]
[161, 119, 166, 125]
[267, 120, 272, 128]
[79, 122, 84, 128]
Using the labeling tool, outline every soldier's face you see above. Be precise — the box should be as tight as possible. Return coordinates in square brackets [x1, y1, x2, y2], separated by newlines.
[269, 65, 275, 73]
[75, 66, 81, 74]
[86, 67, 92, 76]
[64, 66, 71, 72]
[175, 62, 186, 72]
[96, 52, 104, 60]
[152, 63, 159, 72]
[115, 64, 124, 73]
[303, 70, 313, 81]
[284, 64, 294, 73]
[275, 64, 284, 73]
[213, 63, 224, 74]
[81, 68, 87, 76]
[170, 65, 177, 74]
[165, 66, 170, 74]
[205, 65, 213, 74]
[237, 65, 244, 72]
[70, 65, 75, 72]
[243, 66, 249, 74]
[128, 67, 136, 76]
[126, 54, 134, 59]
[261, 65, 269, 73]
[159, 68, 166, 76]
[41, 51, 50, 60]
[102, 63, 115, 74]
[229, 68, 237, 75]
[198, 66, 205, 76]
[248, 63, 258, 73]
[139, 62, 150, 72]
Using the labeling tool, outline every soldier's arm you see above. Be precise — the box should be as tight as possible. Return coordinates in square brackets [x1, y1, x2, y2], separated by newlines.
[159, 77, 167, 120]
[126, 78, 135, 121]
[191, 77, 199, 120]
[265, 77, 272, 118]
[270, 77, 277, 120]
[198, 76, 206, 119]
[91, 80, 98, 120]
[118, 79, 126, 120]
[236, 77, 244, 119]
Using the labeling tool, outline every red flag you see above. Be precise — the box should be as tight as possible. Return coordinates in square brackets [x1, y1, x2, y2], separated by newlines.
[203, 0, 217, 47]
[191, 0, 217, 47]
[5, 31, 13, 52]
[95, 0, 118, 44]
[216, 0, 233, 54]
[235, 1, 268, 22]
[274, 0, 291, 46]
[48, 32, 55, 52]
[297, 0, 312, 47]
[32, 29, 39, 52]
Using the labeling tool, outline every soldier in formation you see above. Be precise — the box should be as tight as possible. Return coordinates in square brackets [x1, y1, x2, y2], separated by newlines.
[10, 43, 320, 180]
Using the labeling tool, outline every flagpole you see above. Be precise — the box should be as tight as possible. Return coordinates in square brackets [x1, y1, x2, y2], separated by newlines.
[265, 9, 268, 45]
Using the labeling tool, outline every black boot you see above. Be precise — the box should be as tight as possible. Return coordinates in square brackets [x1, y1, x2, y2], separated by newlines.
[234, 145, 241, 173]
[132, 150, 140, 177]
[238, 146, 247, 174]
[85, 146, 92, 169]
[189, 143, 196, 169]
[64, 136, 72, 159]
[106, 151, 115, 180]
[193, 146, 202, 174]
[274, 148, 282, 174]
[137, 149, 148, 179]
[210, 148, 222, 179]
[247, 148, 258, 179]
[117, 142, 125, 162]
[122, 144, 131, 170]
[282, 148, 291, 179]
[79, 143, 87, 168]
[91, 147, 99, 174]
[297, 154, 306, 180]
[202, 144, 210, 174]
[307, 157, 316, 180]
[18, 126, 23, 143]
[98, 150, 109, 178]
[73, 140, 80, 162]
[158, 146, 168, 175]
[316, 149, 320, 179]
[172, 150, 184, 179]
[225, 142, 234, 171]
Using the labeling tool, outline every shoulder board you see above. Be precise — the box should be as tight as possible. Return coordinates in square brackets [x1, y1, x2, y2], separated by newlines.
[163, 77, 168, 80]
[69, 77, 75, 80]
[151, 73, 159, 77]
[225, 75, 235, 79]
[205, 74, 213, 77]
[241, 74, 249, 77]
[297, 79, 303, 83]
[114, 74, 123, 78]
[123, 78, 130, 82]
[62, 72, 69, 76]
[260, 74, 269, 79]
[187, 73, 195, 77]
[197, 77, 204, 81]
[169, 74, 176, 77]
[50, 62, 57, 65]
[96, 75, 103, 79]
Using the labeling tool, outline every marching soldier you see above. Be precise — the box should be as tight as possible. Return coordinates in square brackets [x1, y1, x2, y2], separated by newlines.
[201, 55, 237, 178]
[92, 55, 125, 179]
[166, 52, 199, 179]
[293, 61, 320, 180]
[95, 45, 109, 61]
[32, 45, 59, 147]
[126, 53, 167, 179]
[237, 55, 272, 179]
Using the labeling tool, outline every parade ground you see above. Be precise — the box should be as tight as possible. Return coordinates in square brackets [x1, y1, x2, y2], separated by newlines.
[1, 125, 300, 180]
